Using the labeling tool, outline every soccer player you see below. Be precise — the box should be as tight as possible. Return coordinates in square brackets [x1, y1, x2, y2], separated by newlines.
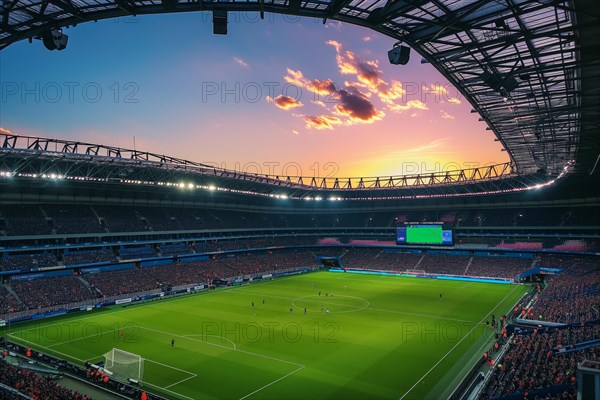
[289, 307, 293, 313]
[171, 339, 175, 348]
[326, 308, 330, 314]
[304, 307, 307, 315]
[252, 302, 254, 308]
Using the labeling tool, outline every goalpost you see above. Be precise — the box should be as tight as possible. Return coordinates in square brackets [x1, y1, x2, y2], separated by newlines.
[103, 348, 144, 382]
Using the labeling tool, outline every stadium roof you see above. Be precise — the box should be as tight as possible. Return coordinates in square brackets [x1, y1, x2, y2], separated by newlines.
[1, 0, 598, 180]
[0, 133, 565, 200]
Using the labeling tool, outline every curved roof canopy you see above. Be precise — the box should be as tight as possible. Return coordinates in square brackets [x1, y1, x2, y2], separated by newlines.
[0, 0, 588, 178]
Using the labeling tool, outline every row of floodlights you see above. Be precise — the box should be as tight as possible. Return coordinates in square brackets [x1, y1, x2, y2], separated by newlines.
[0, 165, 571, 200]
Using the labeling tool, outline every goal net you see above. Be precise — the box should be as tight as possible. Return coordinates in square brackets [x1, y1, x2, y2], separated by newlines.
[103, 348, 144, 382]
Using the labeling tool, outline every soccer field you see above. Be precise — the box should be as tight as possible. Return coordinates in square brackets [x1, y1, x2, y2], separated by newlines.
[3, 271, 529, 400]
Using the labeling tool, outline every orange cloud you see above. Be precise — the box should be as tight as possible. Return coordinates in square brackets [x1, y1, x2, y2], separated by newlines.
[284, 68, 305, 87]
[327, 40, 384, 92]
[447, 97, 462, 104]
[304, 115, 342, 130]
[267, 95, 303, 110]
[378, 80, 405, 105]
[306, 79, 337, 96]
[0, 127, 13, 135]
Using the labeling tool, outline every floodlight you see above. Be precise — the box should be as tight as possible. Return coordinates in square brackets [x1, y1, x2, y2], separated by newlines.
[42, 28, 68, 51]
[388, 42, 410, 65]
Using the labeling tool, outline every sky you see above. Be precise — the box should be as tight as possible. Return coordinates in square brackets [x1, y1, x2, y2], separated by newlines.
[0, 12, 508, 178]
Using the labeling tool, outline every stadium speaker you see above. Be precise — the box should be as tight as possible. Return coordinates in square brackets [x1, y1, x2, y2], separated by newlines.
[480, 71, 502, 91]
[502, 75, 520, 93]
[388, 43, 410, 65]
[42, 28, 68, 51]
[213, 10, 228, 35]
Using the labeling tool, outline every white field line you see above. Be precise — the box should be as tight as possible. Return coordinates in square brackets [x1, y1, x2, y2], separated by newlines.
[239, 290, 474, 323]
[239, 365, 305, 400]
[11, 274, 303, 337]
[367, 307, 477, 324]
[46, 327, 119, 348]
[398, 285, 520, 400]
[184, 334, 237, 350]
[6, 333, 86, 363]
[143, 358, 197, 389]
[137, 325, 305, 368]
[141, 326, 306, 399]
[164, 374, 198, 389]
[141, 380, 195, 400]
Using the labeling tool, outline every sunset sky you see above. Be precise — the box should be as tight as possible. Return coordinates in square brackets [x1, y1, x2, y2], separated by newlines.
[0, 12, 508, 178]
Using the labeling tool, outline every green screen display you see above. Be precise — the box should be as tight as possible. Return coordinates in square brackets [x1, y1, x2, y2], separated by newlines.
[405, 226, 443, 244]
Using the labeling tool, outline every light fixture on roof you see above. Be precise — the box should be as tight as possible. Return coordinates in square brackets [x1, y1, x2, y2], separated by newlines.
[42, 28, 68, 51]
[388, 41, 410, 65]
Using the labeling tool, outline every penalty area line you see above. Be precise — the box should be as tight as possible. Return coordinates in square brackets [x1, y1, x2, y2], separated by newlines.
[6, 333, 86, 363]
[141, 380, 196, 400]
[398, 284, 520, 400]
[239, 365, 305, 400]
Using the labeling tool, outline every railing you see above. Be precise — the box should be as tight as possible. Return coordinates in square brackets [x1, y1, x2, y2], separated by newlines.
[1, 133, 515, 190]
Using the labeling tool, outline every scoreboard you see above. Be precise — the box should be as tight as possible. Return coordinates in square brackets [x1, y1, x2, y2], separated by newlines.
[396, 222, 454, 246]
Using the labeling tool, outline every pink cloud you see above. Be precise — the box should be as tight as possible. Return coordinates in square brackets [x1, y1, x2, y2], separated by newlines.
[334, 89, 384, 123]
[233, 57, 249, 67]
[304, 115, 342, 130]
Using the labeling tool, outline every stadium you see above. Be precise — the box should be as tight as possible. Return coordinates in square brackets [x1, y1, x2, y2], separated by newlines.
[1, 0, 600, 399]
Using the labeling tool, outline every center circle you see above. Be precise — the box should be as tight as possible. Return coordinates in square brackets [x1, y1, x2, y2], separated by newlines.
[291, 294, 370, 314]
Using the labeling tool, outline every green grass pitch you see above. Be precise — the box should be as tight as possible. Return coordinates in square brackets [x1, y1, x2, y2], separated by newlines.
[2, 271, 529, 399]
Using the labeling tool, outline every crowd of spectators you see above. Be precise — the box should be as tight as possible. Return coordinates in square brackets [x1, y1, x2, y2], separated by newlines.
[206, 236, 323, 252]
[340, 248, 386, 269]
[63, 249, 117, 266]
[93, 206, 149, 233]
[44, 205, 104, 234]
[419, 253, 470, 275]
[467, 257, 533, 279]
[141, 207, 182, 231]
[0, 286, 25, 314]
[11, 276, 95, 309]
[525, 260, 600, 324]
[3, 205, 600, 238]
[483, 324, 600, 399]
[84, 267, 167, 297]
[1, 205, 52, 236]
[0, 359, 91, 400]
[0, 253, 58, 272]
[335, 248, 429, 272]
[80, 251, 317, 298]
